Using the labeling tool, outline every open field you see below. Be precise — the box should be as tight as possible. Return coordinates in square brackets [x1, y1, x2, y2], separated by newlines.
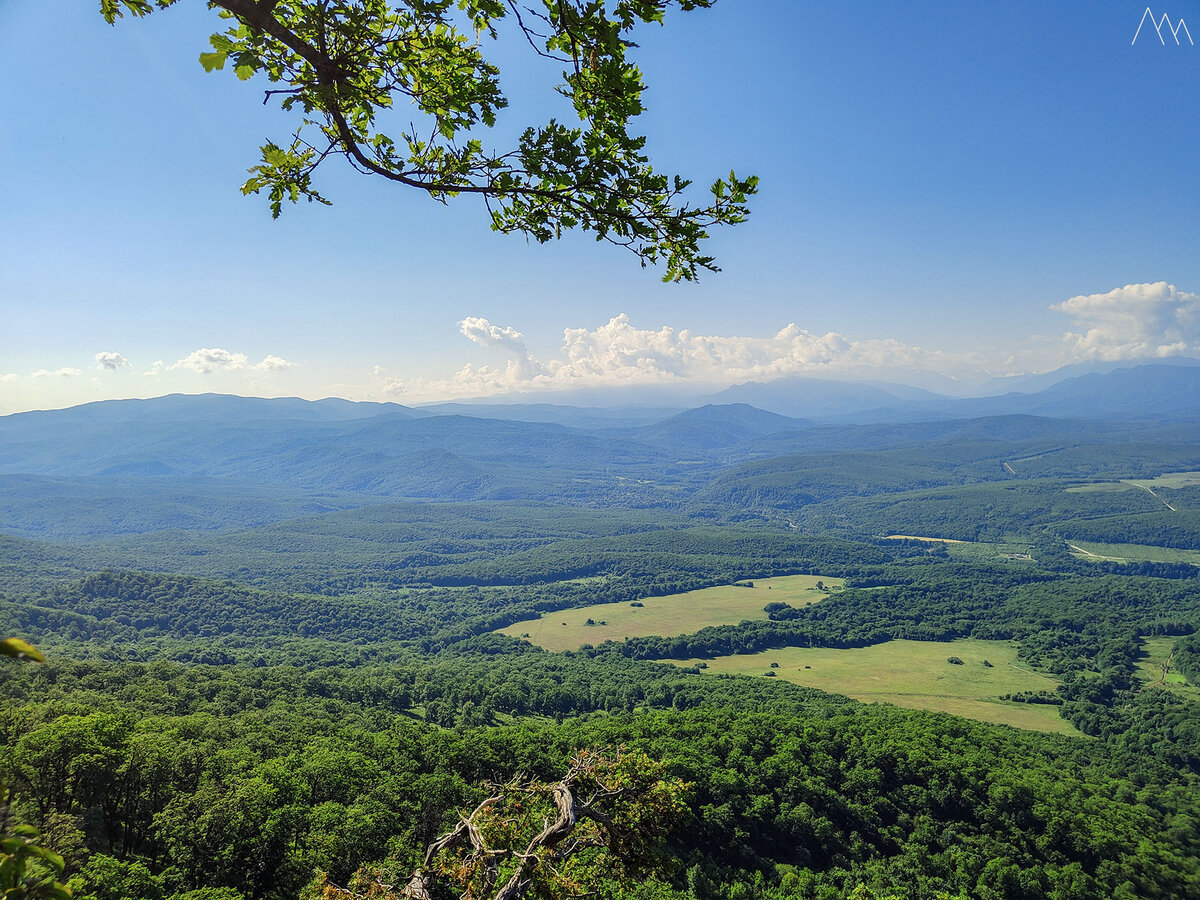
[883, 536, 1036, 563]
[672, 638, 1078, 735]
[1136, 636, 1200, 699]
[1066, 482, 1140, 494]
[1069, 472, 1200, 493]
[1129, 471, 1200, 489]
[930, 539, 1038, 564]
[947, 541, 1035, 561]
[884, 534, 968, 543]
[1068, 540, 1200, 565]
[497, 574, 839, 652]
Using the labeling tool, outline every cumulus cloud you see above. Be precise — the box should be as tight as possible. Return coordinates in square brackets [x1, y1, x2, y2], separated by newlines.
[457, 316, 543, 381]
[142, 348, 296, 376]
[377, 313, 961, 401]
[0, 367, 84, 386]
[1054, 282, 1200, 361]
[256, 355, 296, 371]
[31, 368, 82, 378]
[460, 317, 529, 353]
[551, 315, 939, 384]
[94, 351, 131, 371]
[171, 347, 251, 374]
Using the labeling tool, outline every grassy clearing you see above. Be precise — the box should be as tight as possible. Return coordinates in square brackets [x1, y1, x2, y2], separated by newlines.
[1128, 471, 1200, 489]
[1136, 636, 1200, 699]
[497, 574, 839, 652]
[884, 534, 968, 543]
[1066, 482, 1140, 494]
[882, 536, 1036, 564]
[1069, 472, 1200, 493]
[1068, 540, 1200, 565]
[672, 639, 1078, 735]
[945, 540, 1036, 564]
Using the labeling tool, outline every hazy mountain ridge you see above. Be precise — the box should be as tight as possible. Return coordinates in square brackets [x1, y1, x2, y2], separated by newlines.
[695, 362, 1200, 422]
[3, 364, 1200, 524]
[613, 404, 812, 453]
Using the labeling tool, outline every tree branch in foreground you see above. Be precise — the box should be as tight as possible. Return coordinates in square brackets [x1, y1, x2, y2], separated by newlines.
[306, 748, 687, 900]
[99, 0, 757, 280]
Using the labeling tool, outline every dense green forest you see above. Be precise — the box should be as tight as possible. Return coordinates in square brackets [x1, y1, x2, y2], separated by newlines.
[2, 395, 1199, 899]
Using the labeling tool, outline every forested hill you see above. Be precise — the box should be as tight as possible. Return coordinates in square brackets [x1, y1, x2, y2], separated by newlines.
[5, 376, 1200, 517]
[2, 379, 1200, 900]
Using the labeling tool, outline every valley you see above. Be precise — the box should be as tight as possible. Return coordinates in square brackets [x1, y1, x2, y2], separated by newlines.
[2, 368, 1199, 900]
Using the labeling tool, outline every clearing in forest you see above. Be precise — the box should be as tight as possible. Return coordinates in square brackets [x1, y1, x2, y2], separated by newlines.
[1128, 471, 1200, 490]
[884, 534, 968, 543]
[884, 537, 1038, 564]
[673, 638, 1079, 735]
[1069, 471, 1200, 497]
[1066, 482, 1141, 494]
[497, 574, 839, 652]
[1067, 540, 1200, 565]
[1135, 636, 1200, 699]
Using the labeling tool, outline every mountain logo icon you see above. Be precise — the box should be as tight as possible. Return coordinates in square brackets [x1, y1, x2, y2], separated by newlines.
[1132, 7, 1194, 45]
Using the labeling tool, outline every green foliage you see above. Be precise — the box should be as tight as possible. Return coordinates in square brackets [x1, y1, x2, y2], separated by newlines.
[1177, 632, 1200, 686]
[415, 749, 687, 900]
[0, 788, 71, 900]
[1, 639, 45, 664]
[102, 0, 756, 280]
[5, 695, 1199, 900]
[67, 855, 160, 900]
[4, 400, 1200, 898]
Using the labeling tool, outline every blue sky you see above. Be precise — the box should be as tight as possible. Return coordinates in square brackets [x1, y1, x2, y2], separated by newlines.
[2, 0, 1199, 413]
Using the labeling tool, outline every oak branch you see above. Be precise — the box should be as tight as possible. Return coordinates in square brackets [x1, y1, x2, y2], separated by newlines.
[100, 0, 757, 281]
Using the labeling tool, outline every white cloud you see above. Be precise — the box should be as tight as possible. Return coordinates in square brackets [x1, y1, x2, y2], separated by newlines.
[457, 316, 543, 381]
[551, 315, 943, 384]
[0, 366, 84, 388]
[460, 317, 529, 353]
[377, 314, 963, 402]
[141, 347, 296, 375]
[94, 351, 131, 371]
[171, 347, 251, 374]
[1053, 282, 1200, 361]
[255, 354, 295, 371]
[30, 367, 82, 378]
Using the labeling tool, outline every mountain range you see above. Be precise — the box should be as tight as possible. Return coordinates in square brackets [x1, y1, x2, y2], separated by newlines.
[1, 362, 1199, 541]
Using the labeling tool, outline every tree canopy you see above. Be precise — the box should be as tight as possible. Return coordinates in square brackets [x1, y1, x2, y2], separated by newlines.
[99, 0, 757, 281]
[311, 749, 686, 900]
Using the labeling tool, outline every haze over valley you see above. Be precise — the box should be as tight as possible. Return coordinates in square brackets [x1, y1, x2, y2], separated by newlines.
[4, 1, 1200, 898]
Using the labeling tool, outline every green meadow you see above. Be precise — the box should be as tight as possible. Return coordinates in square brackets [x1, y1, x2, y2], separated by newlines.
[1129, 471, 1200, 489]
[886, 536, 1038, 565]
[1068, 471, 1200, 493]
[1136, 636, 1200, 699]
[673, 638, 1078, 735]
[1068, 540, 1200, 565]
[883, 534, 968, 543]
[1065, 482, 1141, 494]
[497, 574, 838, 652]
